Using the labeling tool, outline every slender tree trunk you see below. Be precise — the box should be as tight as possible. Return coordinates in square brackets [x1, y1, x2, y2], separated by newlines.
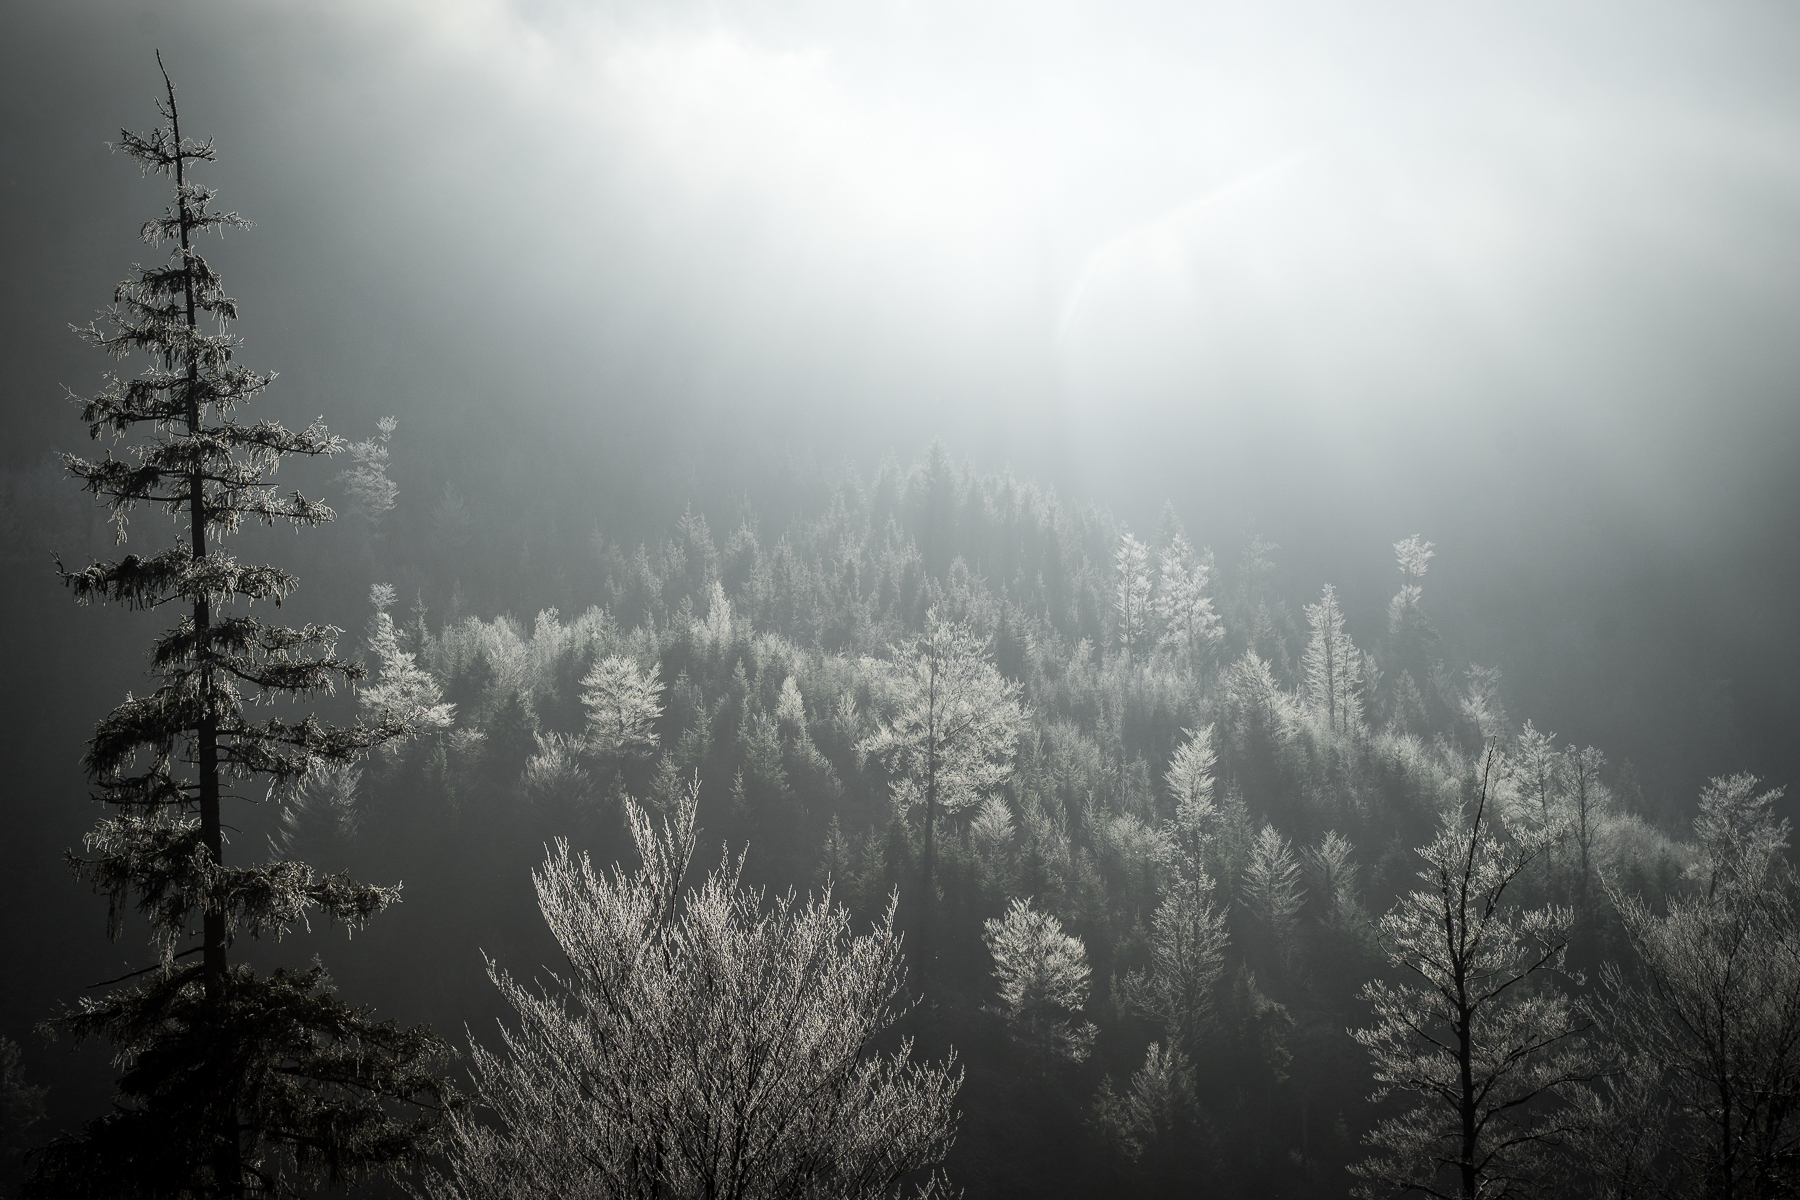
[163, 59, 242, 1198]
[1459, 997, 1477, 1200]
[922, 771, 935, 978]
[920, 661, 938, 981]
[1716, 1066, 1733, 1200]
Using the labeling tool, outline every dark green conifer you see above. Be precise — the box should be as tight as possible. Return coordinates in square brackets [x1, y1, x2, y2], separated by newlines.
[30, 59, 458, 1199]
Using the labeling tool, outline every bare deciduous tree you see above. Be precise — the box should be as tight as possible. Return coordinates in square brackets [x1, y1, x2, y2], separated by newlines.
[430, 777, 962, 1200]
[1352, 749, 1593, 1200]
[1596, 775, 1800, 1200]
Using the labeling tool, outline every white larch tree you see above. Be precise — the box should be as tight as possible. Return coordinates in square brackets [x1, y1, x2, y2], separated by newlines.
[1395, 534, 1436, 581]
[1164, 725, 1219, 880]
[1118, 872, 1231, 1050]
[1303, 830, 1362, 931]
[969, 796, 1016, 866]
[518, 732, 596, 817]
[1503, 721, 1567, 892]
[1090, 1041, 1196, 1164]
[1388, 534, 1436, 662]
[335, 415, 398, 533]
[1561, 745, 1610, 920]
[1507, 722, 1564, 834]
[274, 759, 363, 865]
[1304, 583, 1364, 737]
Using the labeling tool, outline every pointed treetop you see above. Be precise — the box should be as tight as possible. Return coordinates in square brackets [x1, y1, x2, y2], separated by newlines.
[1394, 534, 1435, 580]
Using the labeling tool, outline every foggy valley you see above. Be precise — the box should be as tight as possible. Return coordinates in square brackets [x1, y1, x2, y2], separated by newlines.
[2, 2, 1799, 1198]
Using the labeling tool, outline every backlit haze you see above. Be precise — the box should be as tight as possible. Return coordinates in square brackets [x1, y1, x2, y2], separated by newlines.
[5, 0, 1799, 806]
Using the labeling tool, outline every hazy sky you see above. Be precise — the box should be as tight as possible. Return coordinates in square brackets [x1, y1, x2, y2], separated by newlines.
[5, 0, 1798, 797]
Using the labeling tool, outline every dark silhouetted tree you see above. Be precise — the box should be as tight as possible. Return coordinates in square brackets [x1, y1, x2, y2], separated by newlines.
[1351, 749, 1593, 1200]
[30, 62, 458, 1199]
[1598, 775, 1800, 1200]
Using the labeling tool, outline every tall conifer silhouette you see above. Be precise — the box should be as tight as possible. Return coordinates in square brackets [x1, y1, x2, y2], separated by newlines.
[31, 59, 458, 1198]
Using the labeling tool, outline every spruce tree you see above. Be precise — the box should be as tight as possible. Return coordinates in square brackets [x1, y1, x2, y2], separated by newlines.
[30, 60, 458, 1198]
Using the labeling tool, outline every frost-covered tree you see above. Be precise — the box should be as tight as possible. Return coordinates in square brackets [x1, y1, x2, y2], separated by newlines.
[1504, 721, 1567, 892]
[1351, 752, 1591, 1200]
[1559, 1055, 1670, 1200]
[1387, 535, 1441, 723]
[1225, 649, 1297, 752]
[581, 654, 664, 757]
[860, 609, 1024, 961]
[1691, 772, 1789, 896]
[969, 796, 1016, 865]
[1303, 830, 1362, 931]
[362, 585, 454, 736]
[1164, 726, 1219, 880]
[984, 898, 1097, 1064]
[775, 673, 807, 737]
[1303, 583, 1363, 736]
[1114, 532, 1153, 665]
[1562, 744, 1611, 920]
[1508, 722, 1564, 834]
[518, 732, 596, 816]
[1598, 775, 1800, 1200]
[1090, 1041, 1196, 1163]
[427, 778, 962, 1200]
[334, 415, 397, 533]
[1243, 826, 1305, 966]
[1395, 534, 1436, 581]
[33, 64, 457, 1197]
[1461, 665, 1509, 745]
[1118, 874, 1230, 1048]
[274, 760, 362, 860]
[1153, 534, 1222, 669]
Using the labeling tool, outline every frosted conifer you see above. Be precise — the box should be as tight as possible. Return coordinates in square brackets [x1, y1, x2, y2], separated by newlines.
[860, 609, 1024, 969]
[1243, 826, 1304, 965]
[1114, 532, 1153, 665]
[983, 898, 1096, 1064]
[1303, 583, 1363, 737]
[1152, 534, 1222, 669]
[1598, 775, 1800, 1200]
[33, 64, 459, 1197]
[581, 654, 664, 757]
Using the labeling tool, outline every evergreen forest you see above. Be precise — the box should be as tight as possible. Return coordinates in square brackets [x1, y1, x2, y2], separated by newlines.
[3, 8, 1799, 1200]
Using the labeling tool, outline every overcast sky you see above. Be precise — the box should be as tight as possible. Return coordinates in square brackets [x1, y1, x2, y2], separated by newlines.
[5, 0, 1799, 798]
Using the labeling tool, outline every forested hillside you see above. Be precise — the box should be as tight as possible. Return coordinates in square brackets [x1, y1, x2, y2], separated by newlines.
[8, 4, 1800, 1194]
[68, 440, 1765, 1199]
